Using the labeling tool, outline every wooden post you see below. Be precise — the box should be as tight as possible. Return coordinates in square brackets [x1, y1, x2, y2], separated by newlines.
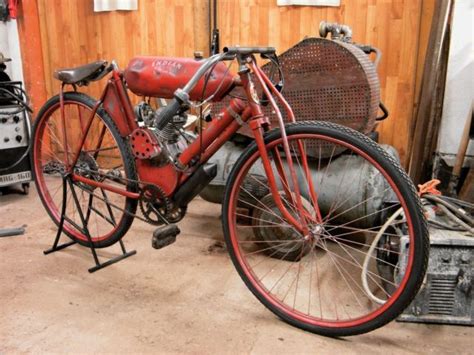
[408, 0, 453, 184]
[16, 0, 47, 116]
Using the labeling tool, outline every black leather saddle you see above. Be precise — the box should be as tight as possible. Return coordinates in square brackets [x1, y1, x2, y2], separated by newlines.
[54, 60, 111, 85]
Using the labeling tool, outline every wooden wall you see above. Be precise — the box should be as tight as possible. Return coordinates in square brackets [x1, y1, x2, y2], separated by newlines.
[28, 0, 428, 166]
[36, 0, 208, 100]
[218, 0, 424, 165]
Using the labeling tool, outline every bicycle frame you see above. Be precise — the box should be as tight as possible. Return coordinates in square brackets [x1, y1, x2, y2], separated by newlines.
[62, 56, 322, 234]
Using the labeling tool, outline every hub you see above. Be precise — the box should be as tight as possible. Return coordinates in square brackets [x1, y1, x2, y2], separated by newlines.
[309, 224, 325, 245]
[74, 151, 99, 191]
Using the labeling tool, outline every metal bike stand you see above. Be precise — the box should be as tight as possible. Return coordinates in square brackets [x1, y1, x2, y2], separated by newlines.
[43, 173, 136, 273]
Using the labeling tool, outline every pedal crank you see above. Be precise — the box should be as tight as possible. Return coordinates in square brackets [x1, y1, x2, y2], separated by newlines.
[152, 224, 180, 249]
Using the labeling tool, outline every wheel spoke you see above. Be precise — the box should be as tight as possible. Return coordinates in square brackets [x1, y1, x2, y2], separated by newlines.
[33, 98, 133, 246]
[224, 127, 427, 334]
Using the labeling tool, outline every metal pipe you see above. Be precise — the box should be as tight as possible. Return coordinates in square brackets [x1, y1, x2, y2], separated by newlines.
[319, 21, 353, 42]
[0, 226, 25, 237]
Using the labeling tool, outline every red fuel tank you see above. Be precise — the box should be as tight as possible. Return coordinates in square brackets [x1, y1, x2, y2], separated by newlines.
[124, 56, 235, 102]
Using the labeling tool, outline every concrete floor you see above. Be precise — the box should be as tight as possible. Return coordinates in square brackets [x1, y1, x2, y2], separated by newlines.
[0, 185, 472, 354]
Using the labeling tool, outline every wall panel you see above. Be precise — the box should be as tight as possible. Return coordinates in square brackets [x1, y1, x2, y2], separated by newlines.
[37, 0, 206, 100]
[35, 0, 424, 165]
[218, 0, 423, 164]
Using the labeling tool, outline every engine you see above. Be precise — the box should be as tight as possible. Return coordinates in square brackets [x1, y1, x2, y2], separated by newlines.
[130, 101, 194, 167]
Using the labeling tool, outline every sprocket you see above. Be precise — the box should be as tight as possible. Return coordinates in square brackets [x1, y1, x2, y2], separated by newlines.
[74, 151, 100, 191]
[139, 184, 172, 226]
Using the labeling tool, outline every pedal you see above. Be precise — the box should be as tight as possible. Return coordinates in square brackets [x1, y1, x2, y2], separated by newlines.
[152, 224, 180, 249]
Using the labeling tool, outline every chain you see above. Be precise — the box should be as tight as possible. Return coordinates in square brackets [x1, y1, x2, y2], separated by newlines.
[73, 166, 171, 225]
[72, 180, 159, 224]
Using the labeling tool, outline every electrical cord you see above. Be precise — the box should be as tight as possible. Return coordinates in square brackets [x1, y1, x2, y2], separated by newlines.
[427, 219, 467, 231]
[361, 207, 403, 305]
[424, 194, 474, 226]
[437, 195, 474, 210]
[0, 86, 33, 113]
[435, 202, 474, 235]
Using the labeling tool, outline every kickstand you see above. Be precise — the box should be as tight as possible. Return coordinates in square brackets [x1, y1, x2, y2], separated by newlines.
[43, 174, 136, 273]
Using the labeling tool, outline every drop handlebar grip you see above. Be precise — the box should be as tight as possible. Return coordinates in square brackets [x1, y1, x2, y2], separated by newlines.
[156, 98, 182, 130]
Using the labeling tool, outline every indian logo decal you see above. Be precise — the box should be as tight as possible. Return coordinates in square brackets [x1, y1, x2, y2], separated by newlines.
[153, 59, 184, 76]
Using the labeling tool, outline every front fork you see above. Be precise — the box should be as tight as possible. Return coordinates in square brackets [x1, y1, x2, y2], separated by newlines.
[249, 118, 309, 235]
[243, 60, 323, 235]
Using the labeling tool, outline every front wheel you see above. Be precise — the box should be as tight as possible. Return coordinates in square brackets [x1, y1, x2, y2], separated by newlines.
[222, 121, 429, 336]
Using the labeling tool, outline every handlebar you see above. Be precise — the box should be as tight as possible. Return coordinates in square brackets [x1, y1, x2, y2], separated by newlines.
[223, 46, 276, 56]
[155, 47, 276, 130]
[155, 98, 183, 130]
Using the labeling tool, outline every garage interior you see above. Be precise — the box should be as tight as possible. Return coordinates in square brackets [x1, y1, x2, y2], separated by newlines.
[0, 0, 472, 353]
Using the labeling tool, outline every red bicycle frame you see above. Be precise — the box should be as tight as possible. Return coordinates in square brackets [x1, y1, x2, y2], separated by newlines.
[61, 57, 322, 234]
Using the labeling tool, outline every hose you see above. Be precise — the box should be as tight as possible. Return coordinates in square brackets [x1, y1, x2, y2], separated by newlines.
[361, 207, 403, 305]
[370, 46, 382, 68]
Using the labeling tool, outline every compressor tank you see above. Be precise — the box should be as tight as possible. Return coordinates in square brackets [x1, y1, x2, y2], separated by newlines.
[124, 56, 234, 101]
[200, 141, 400, 228]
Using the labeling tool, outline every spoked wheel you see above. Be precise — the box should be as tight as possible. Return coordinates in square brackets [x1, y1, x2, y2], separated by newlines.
[222, 121, 429, 336]
[32, 92, 138, 248]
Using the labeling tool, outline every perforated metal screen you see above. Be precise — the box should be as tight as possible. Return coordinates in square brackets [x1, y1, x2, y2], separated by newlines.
[212, 37, 380, 157]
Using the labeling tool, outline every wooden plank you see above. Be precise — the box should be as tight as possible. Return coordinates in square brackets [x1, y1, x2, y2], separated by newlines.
[413, 0, 436, 125]
[408, 0, 453, 183]
[459, 169, 474, 203]
[193, 0, 209, 55]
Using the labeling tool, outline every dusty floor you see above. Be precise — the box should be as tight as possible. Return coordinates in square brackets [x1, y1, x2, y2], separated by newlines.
[0, 185, 472, 354]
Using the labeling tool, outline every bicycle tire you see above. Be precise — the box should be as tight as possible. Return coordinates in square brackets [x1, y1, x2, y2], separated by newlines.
[32, 92, 138, 248]
[222, 121, 429, 336]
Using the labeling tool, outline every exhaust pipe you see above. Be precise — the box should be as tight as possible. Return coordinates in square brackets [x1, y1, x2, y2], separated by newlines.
[173, 162, 217, 207]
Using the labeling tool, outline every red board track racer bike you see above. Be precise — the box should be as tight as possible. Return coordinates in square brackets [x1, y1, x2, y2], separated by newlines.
[32, 47, 428, 336]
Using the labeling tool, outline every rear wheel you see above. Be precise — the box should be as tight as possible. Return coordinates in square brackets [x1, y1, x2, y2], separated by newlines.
[222, 121, 429, 336]
[32, 92, 138, 248]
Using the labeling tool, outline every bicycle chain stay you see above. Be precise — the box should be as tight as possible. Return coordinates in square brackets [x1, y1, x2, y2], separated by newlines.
[73, 165, 171, 225]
